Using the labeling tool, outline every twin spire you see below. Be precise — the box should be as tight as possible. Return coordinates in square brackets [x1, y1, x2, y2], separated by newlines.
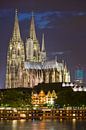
[30, 12, 37, 41]
[30, 12, 46, 52]
[12, 10, 37, 41]
[12, 9, 21, 41]
[12, 10, 46, 52]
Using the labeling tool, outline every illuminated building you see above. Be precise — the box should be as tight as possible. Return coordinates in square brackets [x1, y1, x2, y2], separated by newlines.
[25, 12, 41, 62]
[46, 90, 57, 105]
[31, 90, 57, 107]
[25, 61, 70, 87]
[5, 11, 70, 88]
[5, 10, 25, 88]
[74, 67, 84, 84]
[38, 90, 46, 105]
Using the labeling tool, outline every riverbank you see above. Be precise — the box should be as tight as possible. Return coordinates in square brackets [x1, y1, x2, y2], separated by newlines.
[0, 108, 86, 120]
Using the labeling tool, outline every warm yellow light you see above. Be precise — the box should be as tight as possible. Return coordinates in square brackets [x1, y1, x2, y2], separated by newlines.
[13, 108, 17, 112]
[12, 120, 17, 128]
[72, 118, 76, 122]
[20, 119, 26, 123]
[60, 119, 63, 122]
[73, 114, 75, 116]
[20, 114, 26, 118]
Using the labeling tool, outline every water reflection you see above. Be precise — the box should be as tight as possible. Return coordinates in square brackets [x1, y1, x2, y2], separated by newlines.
[12, 120, 17, 130]
[72, 119, 76, 130]
[0, 120, 86, 130]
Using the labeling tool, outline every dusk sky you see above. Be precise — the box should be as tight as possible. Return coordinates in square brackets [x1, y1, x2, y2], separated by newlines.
[0, 0, 86, 88]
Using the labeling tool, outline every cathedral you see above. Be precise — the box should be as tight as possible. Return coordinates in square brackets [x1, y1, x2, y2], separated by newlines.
[5, 10, 70, 88]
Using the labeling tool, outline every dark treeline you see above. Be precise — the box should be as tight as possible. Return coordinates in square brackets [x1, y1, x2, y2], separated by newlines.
[0, 83, 86, 108]
[0, 88, 32, 108]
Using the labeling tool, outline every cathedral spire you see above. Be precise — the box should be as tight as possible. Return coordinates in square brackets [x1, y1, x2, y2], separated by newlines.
[41, 33, 46, 62]
[6, 9, 25, 89]
[30, 12, 37, 40]
[64, 62, 68, 72]
[12, 9, 21, 41]
[41, 33, 45, 52]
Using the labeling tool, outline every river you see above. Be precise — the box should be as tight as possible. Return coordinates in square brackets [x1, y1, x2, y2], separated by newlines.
[0, 119, 86, 130]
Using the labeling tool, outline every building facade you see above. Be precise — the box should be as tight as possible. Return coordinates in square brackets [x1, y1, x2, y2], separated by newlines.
[74, 67, 84, 84]
[31, 90, 57, 107]
[5, 11, 25, 88]
[5, 11, 70, 88]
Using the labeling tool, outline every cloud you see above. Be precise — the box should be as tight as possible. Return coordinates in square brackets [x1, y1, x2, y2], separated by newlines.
[51, 51, 64, 55]
[18, 13, 31, 21]
[18, 12, 54, 29]
[18, 11, 86, 29]
[0, 9, 86, 29]
[51, 50, 71, 55]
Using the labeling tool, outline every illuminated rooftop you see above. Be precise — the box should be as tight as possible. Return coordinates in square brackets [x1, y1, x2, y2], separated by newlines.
[24, 60, 63, 71]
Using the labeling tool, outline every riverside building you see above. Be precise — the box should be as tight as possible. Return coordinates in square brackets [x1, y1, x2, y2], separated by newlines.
[5, 10, 70, 88]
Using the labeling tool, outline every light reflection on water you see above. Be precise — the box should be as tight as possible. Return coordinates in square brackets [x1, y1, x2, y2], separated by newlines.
[0, 119, 86, 130]
[12, 120, 17, 130]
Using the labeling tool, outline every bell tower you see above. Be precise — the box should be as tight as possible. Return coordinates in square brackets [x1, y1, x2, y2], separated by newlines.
[29, 12, 41, 62]
[5, 10, 25, 88]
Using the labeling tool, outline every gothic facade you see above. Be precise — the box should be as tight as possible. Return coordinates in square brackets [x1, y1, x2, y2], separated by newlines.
[32, 90, 57, 107]
[5, 11, 70, 88]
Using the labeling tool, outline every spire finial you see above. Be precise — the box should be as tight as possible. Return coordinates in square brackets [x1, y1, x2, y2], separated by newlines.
[30, 11, 37, 40]
[15, 9, 18, 16]
[32, 11, 34, 17]
[12, 9, 21, 40]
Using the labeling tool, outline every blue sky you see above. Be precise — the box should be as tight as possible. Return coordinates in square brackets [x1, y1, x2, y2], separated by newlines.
[1, 9, 86, 29]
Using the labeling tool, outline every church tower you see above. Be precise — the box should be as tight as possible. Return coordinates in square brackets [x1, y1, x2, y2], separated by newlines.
[26, 12, 41, 62]
[5, 10, 25, 88]
[30, 12, 37, 41]
[41, 33, 47, 62]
